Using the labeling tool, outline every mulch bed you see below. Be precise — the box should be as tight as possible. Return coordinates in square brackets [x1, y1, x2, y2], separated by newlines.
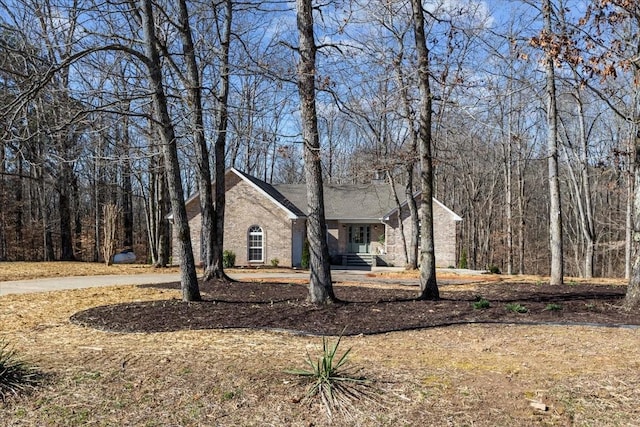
[69, 280, 640, 335]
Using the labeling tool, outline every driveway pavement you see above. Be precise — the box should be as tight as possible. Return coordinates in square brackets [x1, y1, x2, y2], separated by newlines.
[0, 267, 481, 296]
[0, 274, 182, 296]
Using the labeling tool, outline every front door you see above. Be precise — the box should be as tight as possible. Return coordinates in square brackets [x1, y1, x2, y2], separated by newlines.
[347, 224, 370, 253]
[292, 228, 303, 267]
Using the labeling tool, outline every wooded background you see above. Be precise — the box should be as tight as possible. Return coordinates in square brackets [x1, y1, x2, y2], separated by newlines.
[0, 0, 636, 279]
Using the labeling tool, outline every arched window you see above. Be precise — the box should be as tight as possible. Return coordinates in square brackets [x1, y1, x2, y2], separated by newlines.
[248, 225, 264, 262]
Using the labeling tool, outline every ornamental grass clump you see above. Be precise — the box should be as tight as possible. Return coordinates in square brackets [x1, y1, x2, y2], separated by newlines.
[285, 334, 371, 419]
[544, 303, 563, 311]
[505, 302, 528, 313]
[473, 297, 490, 310]
[0, 340, 41, 402]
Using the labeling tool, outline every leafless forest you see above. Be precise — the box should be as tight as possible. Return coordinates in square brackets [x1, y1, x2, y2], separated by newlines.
[0, 0, 638, 280]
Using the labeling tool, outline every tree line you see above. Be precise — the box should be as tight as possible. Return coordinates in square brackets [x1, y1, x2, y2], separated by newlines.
[1, 0, 640, 308]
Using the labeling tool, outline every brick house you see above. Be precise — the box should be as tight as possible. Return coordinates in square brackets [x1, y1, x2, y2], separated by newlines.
[172, 168, 462, 268]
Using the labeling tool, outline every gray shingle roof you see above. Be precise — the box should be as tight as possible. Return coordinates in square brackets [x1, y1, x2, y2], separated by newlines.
[273, 182, 408, 220]
[180, 170, 412, 221]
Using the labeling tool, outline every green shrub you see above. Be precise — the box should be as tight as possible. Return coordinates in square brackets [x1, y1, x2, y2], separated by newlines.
[285, 334, 370, 418]
[0, 340, 41, 402]
[301, 239, 310, 269]
[222, 250, 236, 268]
[458, 249, 468, 269]
[544, 303, 563, 311]
[270, 258, 279, 267]
[487, 265, 501, 274]
[505, 303, 528, 313]
[473, 298, 490, 310]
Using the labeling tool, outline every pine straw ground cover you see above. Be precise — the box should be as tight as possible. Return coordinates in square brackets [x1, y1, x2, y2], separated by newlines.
[0, 268, 638, 425]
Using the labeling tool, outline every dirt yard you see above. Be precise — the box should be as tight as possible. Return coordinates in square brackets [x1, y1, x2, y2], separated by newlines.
[1, 264, 640, 426]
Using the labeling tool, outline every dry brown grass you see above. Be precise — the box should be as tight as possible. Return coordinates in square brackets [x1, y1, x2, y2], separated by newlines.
[1, 263, 639, 426]
[371, 268, 626, 285]
[0, 262, 180, 282]
[0, 261, 298, 282]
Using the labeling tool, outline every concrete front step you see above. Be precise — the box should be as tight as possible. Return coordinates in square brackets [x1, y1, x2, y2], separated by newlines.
[342, 253, 375, 267]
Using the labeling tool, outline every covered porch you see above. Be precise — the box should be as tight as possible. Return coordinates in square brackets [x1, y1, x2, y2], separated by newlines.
[326, 220, 387, 267]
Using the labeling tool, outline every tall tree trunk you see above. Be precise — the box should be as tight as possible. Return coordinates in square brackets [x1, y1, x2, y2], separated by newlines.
[625, 60, 640, 308]
[15, 160, 24, 260]
[35, 154, 54, 261]
[626, 100, 638, 280]
[0, 142, 5, 261]
[210, 0, 233, 281]
[296, 0, 335, 304]
[411, 0, 439, 300]
[140, 0, 200, 301]
[93, 137, 102, 263]
[572, 89, 596, 278]
[626, 129, 640, 309]
[143, 171, 157, 265]
[157, 171, 172, 267]
[516, 136, 527, 275]
[59, 161, 75, 261]
[626, 144, 634, 280]
[177, 0, 215, 279]
[38, 173, 54, 261]
[144, 149, 167, 267]
[543, 0, 564, 285]
[503, 137, 513, 275]
[503, 92, 514, 275]
[405, 166, 420, 269]
[73, 174, 82, 259]
[394, 50, 419, 269]
[121, 117, 134, 249]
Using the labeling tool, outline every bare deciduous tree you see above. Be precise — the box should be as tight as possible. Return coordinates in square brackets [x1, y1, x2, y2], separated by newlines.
[140, 0, 200, 301]
[411, 0, 438, 300]
[541, 0, 564, 286]
[296, 0, 335, 304]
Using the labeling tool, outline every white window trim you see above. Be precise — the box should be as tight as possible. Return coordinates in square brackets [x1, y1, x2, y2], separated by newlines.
[248, 225, 264, 263]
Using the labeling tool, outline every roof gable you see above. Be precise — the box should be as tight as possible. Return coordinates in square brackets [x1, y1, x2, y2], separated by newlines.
[433, 198, 463, 221]
[229, 168, 306, 219]
[382, 194, 463, 222]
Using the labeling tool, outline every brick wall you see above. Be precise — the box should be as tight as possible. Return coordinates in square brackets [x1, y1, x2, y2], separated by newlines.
[432, 201, 459, 268]
[326, 220, 340, 255]
[173, 172, 296, 267]
[383, 197, 459, 268]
